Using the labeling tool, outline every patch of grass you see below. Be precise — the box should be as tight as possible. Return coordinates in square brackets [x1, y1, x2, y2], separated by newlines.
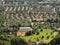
[19, 29, 58, 44]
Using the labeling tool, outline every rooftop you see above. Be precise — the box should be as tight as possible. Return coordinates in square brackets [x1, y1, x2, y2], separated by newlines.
[19, 27, 32, 32]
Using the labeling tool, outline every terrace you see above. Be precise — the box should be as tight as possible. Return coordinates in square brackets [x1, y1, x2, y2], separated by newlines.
[0, 3, 58, 25]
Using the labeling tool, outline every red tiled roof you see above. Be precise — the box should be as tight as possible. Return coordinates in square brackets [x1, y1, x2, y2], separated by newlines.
[17, 32, 25, 34]
[56, 28, 60, 30]
[33, 18, 47, 21]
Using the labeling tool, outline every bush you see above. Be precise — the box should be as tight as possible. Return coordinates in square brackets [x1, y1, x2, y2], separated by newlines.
[11, 38, 27, 45]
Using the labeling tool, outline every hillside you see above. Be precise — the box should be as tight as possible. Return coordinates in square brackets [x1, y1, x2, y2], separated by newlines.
[0, 1, 60, 45]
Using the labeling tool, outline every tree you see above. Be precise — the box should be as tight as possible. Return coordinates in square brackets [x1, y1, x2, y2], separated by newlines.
[11, 38, 27, 45]
[0, 13, 5, 27]
[0, 40, 11, 45]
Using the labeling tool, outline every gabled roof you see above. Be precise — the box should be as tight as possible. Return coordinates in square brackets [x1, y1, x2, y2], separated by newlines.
[56, 27, 60, 30]
[4, 0, 14, 1]
[14, 0, 26, 2]
[33, 18, 47, 21]
[2, 27, 17, 32]
[19, 27, 32, 32]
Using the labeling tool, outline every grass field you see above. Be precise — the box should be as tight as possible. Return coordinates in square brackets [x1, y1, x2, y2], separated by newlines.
[20, 29, 58, 44]
[0, 29, 59, 44]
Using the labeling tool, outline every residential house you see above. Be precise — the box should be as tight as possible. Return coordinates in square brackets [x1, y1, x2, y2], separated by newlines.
[41, 5, 56, 14]
[56, 6, 60, 12]
[33, 18, 48, 21]
[4, 0, 14, 4]
[2, 27, 17, 34]
[27, 42, 46, 45]
[27, 42, 36, 45]
[0, 0, 4, 5]
[56, 27, 60, 31]
[37, 42, 46, 45]
[16, 27, 33, 36]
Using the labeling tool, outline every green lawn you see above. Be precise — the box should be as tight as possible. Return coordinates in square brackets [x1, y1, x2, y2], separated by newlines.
[0, 29, 58, 44]
[19, 29, 58, 44]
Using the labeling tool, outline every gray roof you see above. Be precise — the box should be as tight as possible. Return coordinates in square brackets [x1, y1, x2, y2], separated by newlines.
[2, 27, 17, 32]
[15, 0, 25, 1]
[4, 0, 14, 1]
[19, 27, 32, 32]
[4, 0, 26, 2]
